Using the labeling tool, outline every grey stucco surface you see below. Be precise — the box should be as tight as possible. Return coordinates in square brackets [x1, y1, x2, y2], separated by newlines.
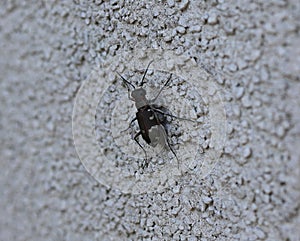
[0, 0, 299, 240]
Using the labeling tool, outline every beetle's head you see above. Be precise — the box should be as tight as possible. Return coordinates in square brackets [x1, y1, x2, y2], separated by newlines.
[131, 88, 147, 108]
[131, 88, 146, 100]
[117, 60, 153, 109]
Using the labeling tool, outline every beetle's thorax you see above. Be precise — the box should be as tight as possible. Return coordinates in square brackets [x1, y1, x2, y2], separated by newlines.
[131, 88, 149, 109]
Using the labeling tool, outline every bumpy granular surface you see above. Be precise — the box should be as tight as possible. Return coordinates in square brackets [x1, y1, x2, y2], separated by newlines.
[1, 1, 299, 240]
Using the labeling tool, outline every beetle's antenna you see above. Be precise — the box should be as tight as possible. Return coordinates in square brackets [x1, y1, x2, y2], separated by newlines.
[151, 74, 173, 103]
[139, 60, 153, 87]
[116, 71, 136, 91]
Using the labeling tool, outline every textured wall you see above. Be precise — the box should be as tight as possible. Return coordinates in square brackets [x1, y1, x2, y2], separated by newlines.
[1, 0, 299, 240]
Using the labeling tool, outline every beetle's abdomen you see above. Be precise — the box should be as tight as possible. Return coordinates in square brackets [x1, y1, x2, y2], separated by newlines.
[136, 106, 161, 144]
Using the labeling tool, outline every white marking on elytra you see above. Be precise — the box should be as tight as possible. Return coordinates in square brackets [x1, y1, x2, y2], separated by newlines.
[148, 125, 168, 148]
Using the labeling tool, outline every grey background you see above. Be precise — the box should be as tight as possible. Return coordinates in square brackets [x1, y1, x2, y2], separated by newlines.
[1, 0, 299, 240]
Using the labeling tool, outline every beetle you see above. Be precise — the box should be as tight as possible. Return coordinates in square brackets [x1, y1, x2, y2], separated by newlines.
[117, 61, 195, 167]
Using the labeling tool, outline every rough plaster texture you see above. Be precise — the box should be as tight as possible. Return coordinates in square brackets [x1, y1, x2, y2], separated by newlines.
[0, 0, 299, 240]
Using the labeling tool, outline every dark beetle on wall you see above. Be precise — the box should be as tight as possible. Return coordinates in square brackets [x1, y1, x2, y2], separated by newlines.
[117, 61, 196, 168]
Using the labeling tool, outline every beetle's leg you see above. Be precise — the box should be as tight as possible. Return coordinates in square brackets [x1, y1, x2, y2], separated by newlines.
[134, 131, 148, 167]
[120, 117, 137, 134]
[165, 137, 179, 167]
[151, 74, 173, 103]
[152, 107, 197, 122]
